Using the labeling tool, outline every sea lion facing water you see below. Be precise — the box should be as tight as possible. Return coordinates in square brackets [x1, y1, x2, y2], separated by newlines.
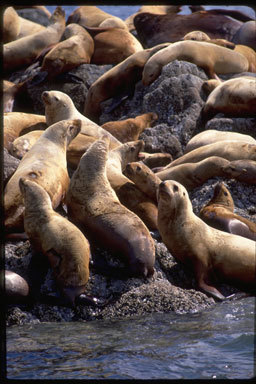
[67, 136, 155, 278]
[157, 180, 256, 300]
[200, 182, 256, 241]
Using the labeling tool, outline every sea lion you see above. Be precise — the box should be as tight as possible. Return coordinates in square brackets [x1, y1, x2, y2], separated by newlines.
[5, 270, 29, 303]
[67, 136, 155, 278]
[142, 40, 249, 85]
[141, 152, 173, 169]
[156, 156, 230, 190]
[3, 7, 21, 43]
[134, 11, 242, 48]
[184, 130, 256, 154]
[4, 119, 81, 233]
[3, 80, 28, 113]
[222, 159, 256, 185]
[19, 178, 90, 306]
[200, 181, 256, 241]
[157, 180, 256, 300]
[101, 112, 158, 143]
[10, 130, 43, 159]
[162, 141, 256, 169]
[17, 15, 46, 39]
[42, 90, 121, 148]
[232, 20, 256, 51]
[202, 76, 256, 120]
[84, 43, 170, 123]
[202, 79, 223, 95]
[39, 23, 94, 81]
[4, 112, 46, 151]
[3, 6, 65, 73]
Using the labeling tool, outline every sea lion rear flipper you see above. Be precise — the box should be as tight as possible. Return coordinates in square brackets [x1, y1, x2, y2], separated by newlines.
[228, 219, 256, 240]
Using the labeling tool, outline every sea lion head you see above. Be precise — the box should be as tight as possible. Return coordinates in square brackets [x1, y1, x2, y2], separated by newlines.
[157, 180, 191, 216]
[43, 119, 81, 147]
[208, 182, 235, 211]
[182, 30, 210, 41]
[42, 90, 76, 124]
[142, 59, 162, 86]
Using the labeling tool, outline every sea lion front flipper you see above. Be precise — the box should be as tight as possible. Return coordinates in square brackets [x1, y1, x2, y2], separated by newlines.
[195, 260, 225, 301]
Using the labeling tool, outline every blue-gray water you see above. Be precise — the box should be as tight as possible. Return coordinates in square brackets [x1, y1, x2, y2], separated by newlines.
[6, 4, 256, 380]
[6, 296, 255, 379]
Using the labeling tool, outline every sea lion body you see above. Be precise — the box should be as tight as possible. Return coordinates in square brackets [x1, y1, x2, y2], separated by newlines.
[4, 119, 81, 232]
[67, 137, 155, 278]
[157, 180, 256, 300]
[3, 6, 66, 72]
[3, 7, 21, 43]
[223, 159, 256, 185]
[200, 182, 256, 241]
[19, 178, 90, 305]
[142, 40, 249, 85]
[18, 15, 46, 39]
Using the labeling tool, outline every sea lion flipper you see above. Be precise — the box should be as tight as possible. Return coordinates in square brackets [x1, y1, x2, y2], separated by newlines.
[228, 219, 255, 240]
[198, 279, 225, 301]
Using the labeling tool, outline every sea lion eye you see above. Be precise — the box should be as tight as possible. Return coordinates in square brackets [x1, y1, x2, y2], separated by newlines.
[173, 185, 179, 192]
[224, 192, 228, 196]
[136, 165, 141, 171]
[131, 147, 135, 152]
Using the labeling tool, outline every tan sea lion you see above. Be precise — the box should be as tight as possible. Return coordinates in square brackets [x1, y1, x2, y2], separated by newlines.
[233, 45, 256, 73]
[156, 156, 230, 190]
[84, 26, 143, 65]
[17, 15, 46, 39]
[202, 79, 223, 95]
[10, 130, 43, 159]
[223, 160, 256, 185]
[4, 119, 81, 233]
[19, 178, 90, 306]
[142, 40, 249, 85]
[162, 141, 256, 169]
[101, 112, 158, 143]
[157, 180, 256, 300]
[39, 23, 94, 80]
[42, 90, 121, 148]
[4, 112, 46, 151]
[202, 76, 256, 120]
[200, 182, 256, 241]
[84, 43, 170, 123]
[184, 130, 256, 154]
[141, 152, 173, 169]
[5, 270, 29, 303]
[67, 136, 155, 278]
[3, 7, 21, 43]
[3, 6, 65, 73]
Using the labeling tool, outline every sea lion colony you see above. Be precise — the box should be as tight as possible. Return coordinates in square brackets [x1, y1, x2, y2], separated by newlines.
[3, 6, 256, 312]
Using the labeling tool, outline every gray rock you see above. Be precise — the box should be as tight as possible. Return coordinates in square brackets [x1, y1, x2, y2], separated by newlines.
[16, 8, 50, 27]
[4, 148, 20, 186]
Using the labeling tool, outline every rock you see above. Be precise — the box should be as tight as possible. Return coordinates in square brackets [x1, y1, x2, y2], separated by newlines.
[16, 8, 50, 27]
[205, 117, 256, 139]
[4, 148, 20, 186]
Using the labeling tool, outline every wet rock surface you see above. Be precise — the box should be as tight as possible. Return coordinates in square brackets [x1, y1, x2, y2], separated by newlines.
[5, 59, 255, 326]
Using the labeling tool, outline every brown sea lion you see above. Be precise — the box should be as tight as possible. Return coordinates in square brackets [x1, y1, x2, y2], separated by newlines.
[157, 180, 256, 300]
[4, 112, 46, 151]
[141, 152, 173, 169]
[184, 130, 256, 154]
[101, 112, 158, 143]
[19, 178, 90, 306]
[66, 136, 155, 278]
[142, 41, 249, 85]
[202, 76, 256, 120]
[134, 11, 242, 48]
[223, 159, 256, 185]
[5, 270, 29, 303]
[4, 119, 81, 233]
[3, 7, 21, 43]
[200, 182, 256, 241]
[3, 6, 66, 73]
[83, 43, 170, 123]
[156, 156, 230, 190]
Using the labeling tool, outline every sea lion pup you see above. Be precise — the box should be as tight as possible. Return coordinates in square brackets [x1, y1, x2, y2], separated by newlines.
[101, 112, 158, 143]
[83, 43, 170, 123]
[5, 270, 29, 304]
[42, 90, 121, 148]
[184, 130, 256, 154]
[19, 178, 91, 306]
[200, 182, 256, 241]
[162, 141, 256, 170]
[157, 180, 256, 300]
[3, 7, 21, 43]
[202, 76, 256, 121]
[106, 140, 158, 231]
[4, 119, 81, 233]
[232, 21, 256, 51]
[223, 160, 256, 185]
[38, 23, 94, 81]
[3, 6, 66, 73]
[83, 26, 143, 65]
[4, 112, 46, 151]
[66, 136, 155, 278]
[156, 156, 230, 191]
[124, 162, 161, 202]
[142, 40, 249, 86]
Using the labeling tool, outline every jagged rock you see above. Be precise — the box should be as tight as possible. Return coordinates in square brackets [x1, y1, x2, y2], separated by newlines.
[3, 148, 20, 186]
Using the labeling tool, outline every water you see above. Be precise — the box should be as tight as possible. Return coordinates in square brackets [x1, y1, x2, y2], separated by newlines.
[6, 296, 255, 379]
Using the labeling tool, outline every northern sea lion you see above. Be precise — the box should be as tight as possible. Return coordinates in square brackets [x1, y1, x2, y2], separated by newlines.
[101, 112, 158, 143]
[4, 119, 81, 233]
[84, 43, 170, 123]
[142, 40, 249, 85]
[200, 181, 256, 241]
[5, 270, 29, 303]
[17, 15, 46, 39]
[157, 180, 256, 300]
[223, 159, 256, 185]
[19, 178, 90, 306]
[42, 90, 121, 148]
[202, 76, 256, 120]
[141, 152, 173, 169]
[3, 6, 66, 72]
[156, 156, 230, 190]
[67, 136, 155, 278]
[3, 7, 21, 43]
[184, 130, 256, 154]
[4, 112, 47, 151]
